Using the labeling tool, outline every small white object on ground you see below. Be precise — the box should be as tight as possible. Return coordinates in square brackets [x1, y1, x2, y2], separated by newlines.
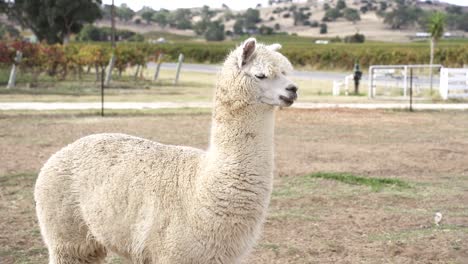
[434, 212, 443, 226]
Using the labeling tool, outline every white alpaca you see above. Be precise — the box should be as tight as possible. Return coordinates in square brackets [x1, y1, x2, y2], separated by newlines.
[34, 38, 298, 264]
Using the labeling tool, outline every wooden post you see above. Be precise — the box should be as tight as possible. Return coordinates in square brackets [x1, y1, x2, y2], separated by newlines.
[153, 53, 164, 81]
[7, 51, 22, 89]
[104, 53, 116, 86]
[174, 53, 184, 86]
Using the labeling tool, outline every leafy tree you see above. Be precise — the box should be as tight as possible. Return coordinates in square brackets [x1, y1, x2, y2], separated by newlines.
[293, 8, 311, 26]
[244, 8, 261, 28]
[194, 19, 209, 36]
[101, 4, 113, 20]
[200, 5, 214, 21]
[379, 2, 388, 12]
[223, 10, 235, 21]
[77, 24, 102, 41]
[152, 9, 170, 27]
[141, 11, 155, 24]
[169, 9, 192, 29]
[343, 8, 360, 23]
[383, 1, 423, 29]
[336, 0, 347, 10]
[428, 12, 445, 94]
[233, 19, 245, 35]
[0, 0, 102, 44]
[204, 21, 225, 41]
[116, 4, 135, 22]
[360, 6, 368, 14]
[323, 3, 330, 11]
[322, 8, 341, 22]
[457, 13, 468, 32]
[194, 6, 215, 36]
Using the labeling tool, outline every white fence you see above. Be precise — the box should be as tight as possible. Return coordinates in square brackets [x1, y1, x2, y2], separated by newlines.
[332, 74, 353, 96]
[439, 68, 468, 100]
[368, 64, 442, 99]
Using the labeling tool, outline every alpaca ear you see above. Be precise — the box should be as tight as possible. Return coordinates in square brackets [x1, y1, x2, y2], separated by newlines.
[267, 43, 282, 51]
[240, 38, 256, 67]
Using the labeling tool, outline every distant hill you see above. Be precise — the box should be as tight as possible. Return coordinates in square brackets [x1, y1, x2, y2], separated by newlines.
[95, 0, 467, 42]
[2, 0, 467, 43]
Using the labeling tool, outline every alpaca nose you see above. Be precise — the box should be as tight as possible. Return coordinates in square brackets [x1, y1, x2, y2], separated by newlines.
[286, 85, 298, 93]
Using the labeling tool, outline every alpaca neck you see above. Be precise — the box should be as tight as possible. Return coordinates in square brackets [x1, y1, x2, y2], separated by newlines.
[195, 102, 276, 220]
[208, 103, 275, 178]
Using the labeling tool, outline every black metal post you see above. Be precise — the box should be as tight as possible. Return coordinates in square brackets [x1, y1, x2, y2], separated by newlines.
[409, 68, 413, 112]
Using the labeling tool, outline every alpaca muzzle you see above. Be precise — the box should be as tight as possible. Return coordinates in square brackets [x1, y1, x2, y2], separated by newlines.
[280, 85, 298, 106]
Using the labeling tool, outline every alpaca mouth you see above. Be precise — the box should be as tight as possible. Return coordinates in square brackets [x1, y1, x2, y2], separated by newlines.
[279, 95, 296, 106]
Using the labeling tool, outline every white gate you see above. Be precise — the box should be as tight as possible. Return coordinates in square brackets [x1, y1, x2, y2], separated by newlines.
[439, 68, 468, 100]
[368, 64, 442, 99]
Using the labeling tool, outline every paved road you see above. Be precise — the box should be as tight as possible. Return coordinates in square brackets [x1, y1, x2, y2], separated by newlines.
[2, 102, 468, 111]
[154, 63, 446, 85]
[150, 62, 353, 81]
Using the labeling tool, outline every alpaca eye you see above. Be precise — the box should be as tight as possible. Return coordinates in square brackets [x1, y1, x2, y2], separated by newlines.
[255, 74, 267, 79]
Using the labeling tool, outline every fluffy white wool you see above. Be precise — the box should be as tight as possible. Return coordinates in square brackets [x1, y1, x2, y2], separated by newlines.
[35, 38, 297, 264]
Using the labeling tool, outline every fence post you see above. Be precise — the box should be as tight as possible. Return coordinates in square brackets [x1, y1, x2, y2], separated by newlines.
[403, 66, 408, 97]
[332, 81, 339, 96]
[104, 52, 116, 86]
[174, 53, 184, 86]
[345, 74, 353, 96]
[409, 68, 413, 112]
[439, 68, 448, 100]
[368, 66, 373, 98]
[7, 51, 22, 89]
[153, 53, 164, 81]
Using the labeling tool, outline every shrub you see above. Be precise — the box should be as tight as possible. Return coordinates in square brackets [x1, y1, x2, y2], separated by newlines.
[320, 23, 328, 34]
[259, 25, 274, 35]
[344, 33, 365, 43]
[323, 8, 341, 22]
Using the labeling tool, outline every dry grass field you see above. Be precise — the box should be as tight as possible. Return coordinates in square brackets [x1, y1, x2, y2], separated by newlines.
[1, 108, 467, 263]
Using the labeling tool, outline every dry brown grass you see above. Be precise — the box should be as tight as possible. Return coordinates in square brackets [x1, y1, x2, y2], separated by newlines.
[1, 108, 467, 263]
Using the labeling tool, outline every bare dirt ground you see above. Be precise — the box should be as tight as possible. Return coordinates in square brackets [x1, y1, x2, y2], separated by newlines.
[0, 109, 467, 263]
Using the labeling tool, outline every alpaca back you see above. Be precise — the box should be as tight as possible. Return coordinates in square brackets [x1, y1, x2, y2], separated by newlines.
[35, 133, 205, 261]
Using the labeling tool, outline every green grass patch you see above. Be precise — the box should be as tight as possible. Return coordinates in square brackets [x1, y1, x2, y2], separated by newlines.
[0, 172, 37, 186]
[0, 247, 48, 264]
[305, 172, 410, 191]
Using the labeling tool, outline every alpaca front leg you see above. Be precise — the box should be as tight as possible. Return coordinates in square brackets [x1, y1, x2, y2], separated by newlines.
[48, 244, 107, 264]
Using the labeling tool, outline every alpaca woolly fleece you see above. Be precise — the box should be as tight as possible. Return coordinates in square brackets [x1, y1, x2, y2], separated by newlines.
[35, 38, 298, 264]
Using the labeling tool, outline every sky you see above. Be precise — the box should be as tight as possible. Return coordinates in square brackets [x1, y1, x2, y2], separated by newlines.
[102, 0, 468, 11]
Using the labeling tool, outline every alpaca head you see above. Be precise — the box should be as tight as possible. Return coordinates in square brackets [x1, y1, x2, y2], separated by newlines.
[218, 38, 298, 109]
